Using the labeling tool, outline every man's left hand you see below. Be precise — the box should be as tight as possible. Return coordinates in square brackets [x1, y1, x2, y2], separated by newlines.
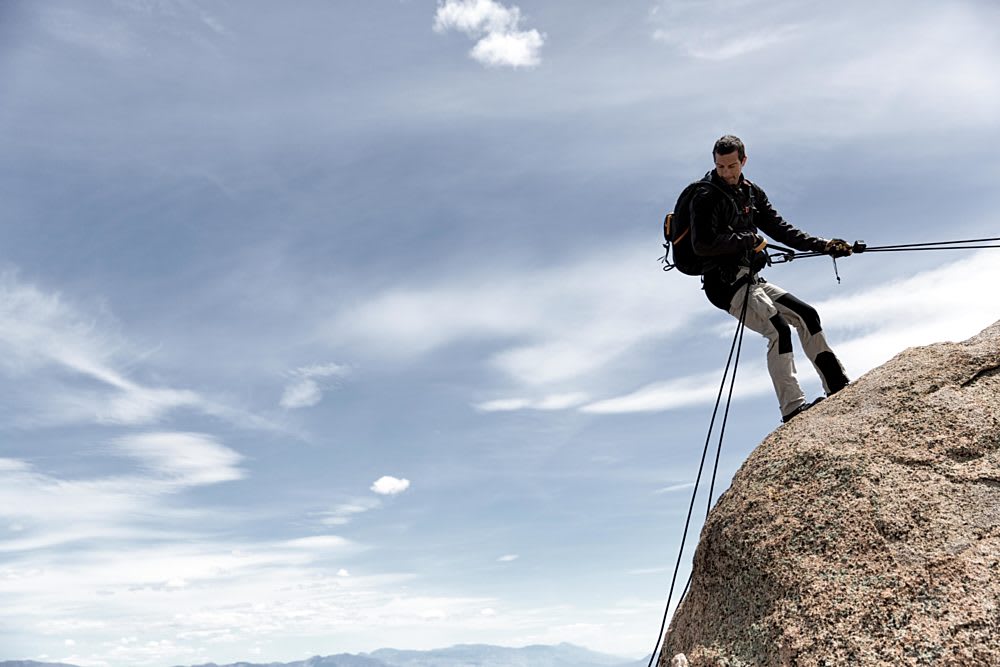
[824, 238, 853, 257]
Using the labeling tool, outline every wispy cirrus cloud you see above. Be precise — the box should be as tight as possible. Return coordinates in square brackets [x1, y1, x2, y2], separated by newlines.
[434, 0, 544, 68]
[113, 432, 244, 487]
[280, 362, 350, 409]
[0, 432, 244, 554]
[654, 482, 696, 494]
[0, 271, 277, 430]
[581, 367, 771, 415]
[649, 0, 803, 60]
[328, 243, 706, 387]
[474, 392, 590, 412]
[316, 498, 383, 526]
[649, 0, 1000, 135]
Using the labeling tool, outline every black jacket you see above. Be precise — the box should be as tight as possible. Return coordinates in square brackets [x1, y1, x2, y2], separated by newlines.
[690, 170, 827, 309]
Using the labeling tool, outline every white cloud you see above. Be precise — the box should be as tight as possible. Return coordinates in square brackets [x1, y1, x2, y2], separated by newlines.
[280, 378, 323, 409]
[114, 432, 244, 486]
[497, 554, 519, 562]
[0, 272, 231, 428]
[581, 368, 771, 415]
[101, 386, 203, 424]
[329, 243, 705, 387]
[370, 476, 411, 496]
[318, 499, 382, 526]
[281, 535, 352, 551]
[650, 0, 802, 60]
[434, 0, 544, 68]
[0, 440, 247, 558]
[474, 392, 589, 412]
[654, 483, 696, 494]
[527, 392, 589, 410]
[280, 362, 350, 409]
[470, 29, 544, 68]
[653, 23, 800, 61]
[475, 397, 531, 412]
[0, 459, 155, 545]
[434, 0, 521, 35]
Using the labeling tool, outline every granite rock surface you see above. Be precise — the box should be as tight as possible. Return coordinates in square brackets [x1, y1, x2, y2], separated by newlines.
[661, 321, 1000, 666]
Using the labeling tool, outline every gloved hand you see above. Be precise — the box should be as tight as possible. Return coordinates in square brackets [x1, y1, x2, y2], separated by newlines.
[743, 232, 767, 252]
[824, 238, 853, 257]
[743, 233, 768, 272]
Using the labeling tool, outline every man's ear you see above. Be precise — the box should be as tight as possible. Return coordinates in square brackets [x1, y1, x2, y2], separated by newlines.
[740, 156, 748, 166]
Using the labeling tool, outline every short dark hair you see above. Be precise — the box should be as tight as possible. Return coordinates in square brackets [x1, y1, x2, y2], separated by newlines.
[713, 135, 745, 161]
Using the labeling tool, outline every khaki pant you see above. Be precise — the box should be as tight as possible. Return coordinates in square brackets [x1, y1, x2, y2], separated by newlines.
[727, 274, 848, 417]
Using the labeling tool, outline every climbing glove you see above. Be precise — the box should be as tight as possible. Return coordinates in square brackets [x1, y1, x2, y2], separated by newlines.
[824, 238, 853, 257]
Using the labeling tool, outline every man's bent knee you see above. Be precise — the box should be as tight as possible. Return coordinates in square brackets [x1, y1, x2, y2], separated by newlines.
[768, 313, 793, 354]
[776, 293, 822, 334]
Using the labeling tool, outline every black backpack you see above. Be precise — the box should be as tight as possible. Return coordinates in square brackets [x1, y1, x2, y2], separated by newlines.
[662, 180, 709, 275]
[661, 177, 737, 275]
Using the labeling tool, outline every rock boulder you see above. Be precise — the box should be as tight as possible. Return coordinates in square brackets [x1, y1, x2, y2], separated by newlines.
[662, 321, 1000, 666]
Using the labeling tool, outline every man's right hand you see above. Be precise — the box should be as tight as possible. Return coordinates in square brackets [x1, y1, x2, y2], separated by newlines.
[743, 232, 766, 251]
[824, 238, 853, 257]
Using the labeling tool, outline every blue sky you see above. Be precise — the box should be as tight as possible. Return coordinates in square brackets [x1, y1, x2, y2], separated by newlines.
[1, 0, 999, 664]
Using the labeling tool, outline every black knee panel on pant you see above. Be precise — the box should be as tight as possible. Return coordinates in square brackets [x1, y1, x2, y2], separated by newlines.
[776, 293, 822, 335]
[769, 313, 793, 354]
[816, 351, 849, 394]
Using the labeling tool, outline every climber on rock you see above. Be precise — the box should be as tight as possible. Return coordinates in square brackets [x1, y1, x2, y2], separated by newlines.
[689, 134, 853, 422]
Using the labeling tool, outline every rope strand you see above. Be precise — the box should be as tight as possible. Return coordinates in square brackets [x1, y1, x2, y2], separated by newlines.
[647, 280, 751, 667]
[767, 237, 1000, 264]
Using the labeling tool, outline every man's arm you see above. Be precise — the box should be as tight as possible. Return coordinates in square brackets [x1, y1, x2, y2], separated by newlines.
[751, 185, 829, 253]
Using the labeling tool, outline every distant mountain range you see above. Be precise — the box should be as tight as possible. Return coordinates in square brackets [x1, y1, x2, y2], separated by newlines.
[2, 643, 650, 667]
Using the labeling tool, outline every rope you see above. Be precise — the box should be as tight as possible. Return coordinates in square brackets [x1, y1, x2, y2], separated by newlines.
[646, 280, 752, 667]
[767, 237, 1000, 264]
[867, 236, 1000, 249]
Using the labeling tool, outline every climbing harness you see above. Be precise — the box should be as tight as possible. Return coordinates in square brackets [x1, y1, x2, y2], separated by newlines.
[647, 234, 1000, 665]
[646, 280, 751, 667]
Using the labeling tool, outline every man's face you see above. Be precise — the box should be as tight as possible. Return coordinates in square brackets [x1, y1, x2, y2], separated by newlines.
[714, 150, 746, 186]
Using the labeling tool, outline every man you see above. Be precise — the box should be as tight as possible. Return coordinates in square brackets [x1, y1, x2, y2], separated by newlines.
[689, 135, 852, 422]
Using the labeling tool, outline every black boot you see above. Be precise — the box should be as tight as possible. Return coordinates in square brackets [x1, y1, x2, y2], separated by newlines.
[782, 396, 825, 423]
[815, 351, 849, 395]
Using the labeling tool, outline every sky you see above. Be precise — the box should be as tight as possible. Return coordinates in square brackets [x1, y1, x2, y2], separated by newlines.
[1, 0, 999, 665]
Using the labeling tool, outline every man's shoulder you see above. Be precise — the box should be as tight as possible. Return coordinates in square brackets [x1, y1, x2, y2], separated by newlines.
[744, 178, 768, 198]
[690, 172, 726, 199]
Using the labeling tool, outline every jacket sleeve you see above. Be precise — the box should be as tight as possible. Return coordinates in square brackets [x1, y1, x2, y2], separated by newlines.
[753, 185, 827, 253]
[689, 187, 756, 257]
